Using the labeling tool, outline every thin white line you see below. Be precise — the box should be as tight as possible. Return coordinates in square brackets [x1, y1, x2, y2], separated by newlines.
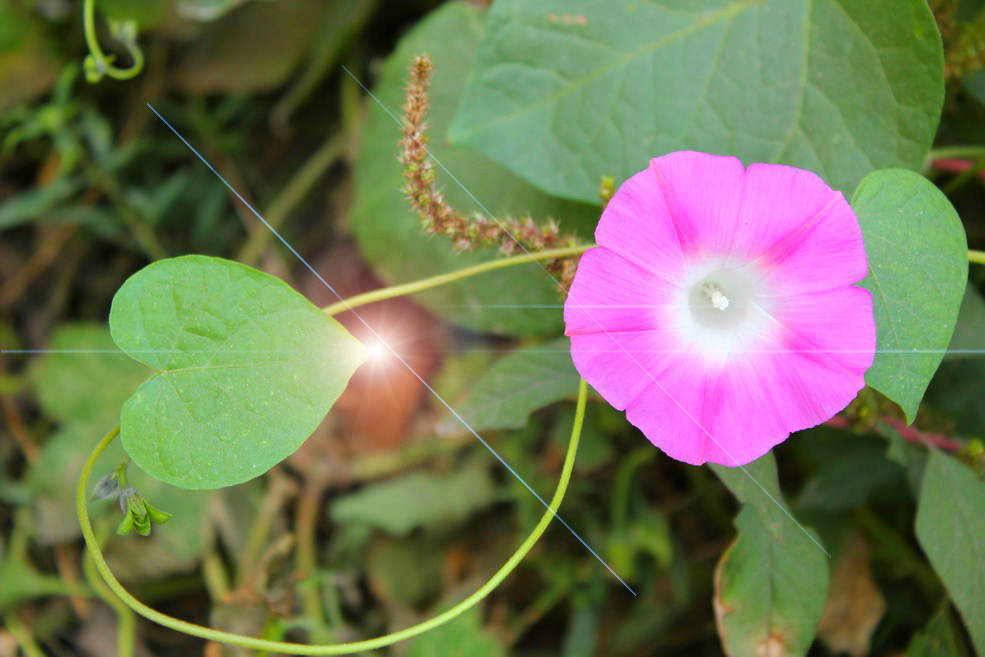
[5, 349, 982, 355]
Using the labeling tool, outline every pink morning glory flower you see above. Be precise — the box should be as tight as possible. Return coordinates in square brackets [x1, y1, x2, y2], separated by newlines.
[564, 151, 876, 467]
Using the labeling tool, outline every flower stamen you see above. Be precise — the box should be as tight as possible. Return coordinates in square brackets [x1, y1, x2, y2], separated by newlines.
[702, 282, 730, 310]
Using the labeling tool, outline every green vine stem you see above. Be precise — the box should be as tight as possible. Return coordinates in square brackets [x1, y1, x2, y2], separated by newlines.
[77, 380, 588, 654]
[925, 146, 985, 162]
[320, 244, 984, 316]
[321, 244, 593, 316]
[3, 613, 46, 657]
[237, 132, 348, 265]
[82, 0, 145, 83]
[83, 531, 137, 657]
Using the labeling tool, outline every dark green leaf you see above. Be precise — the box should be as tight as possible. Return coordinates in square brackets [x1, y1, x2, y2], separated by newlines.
[407, 607, 505, 657]
[172, 0, 326, 93]
[438, 337, 580, 435]
[0, 3, 59, 112]
[0, 177, 84, 231]
[852, 169, 968, 421]
[449, 0, 944, 203]
[946, 284, 985, 360]
[0, 557, 68, 610]
[797, 427, 906, 510]
[906, 608, 967, 657]
[330, 463, 497, 536]
[110, 255, 365, 489]
[915, 451, 985, 656]
[365, 533, 445, 608]
[712, 454, 829, 657]
[177, 0, 249, 22]
[923, 358, 985, 437]
[349, 1, 598, 336]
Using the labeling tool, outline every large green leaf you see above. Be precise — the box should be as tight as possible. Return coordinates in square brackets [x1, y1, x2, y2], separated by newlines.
[712, 455, 829, 657]
[852, 169, 968, 422]
[915, 451, 985, 656]
[437, 337, 580, 435]
[110, 255, 365, 489]
[349, 1, 598, 336]
[449, 0, 944, 204]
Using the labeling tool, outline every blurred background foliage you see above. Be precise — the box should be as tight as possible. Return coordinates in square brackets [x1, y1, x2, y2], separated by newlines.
[0, 0, 984, 656]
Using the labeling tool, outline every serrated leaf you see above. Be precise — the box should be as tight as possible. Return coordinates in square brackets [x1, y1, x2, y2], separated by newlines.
[712, 454, 829, 657]
[449, 0, 943, 203]
[915, 451, 985, 656]
[349, 1, 598, 336]
[330, 463, 497, 536]
[852, 169, 968, 422]
[33, 324, 150, 425]
[109, 255, 365, 489]
[438, 337, 580, 435]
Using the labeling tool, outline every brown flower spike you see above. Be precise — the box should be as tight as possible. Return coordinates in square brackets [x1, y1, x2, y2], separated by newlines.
[399, 54, 580, 286]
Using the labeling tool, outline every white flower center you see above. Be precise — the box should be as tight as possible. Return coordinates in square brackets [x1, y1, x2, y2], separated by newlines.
[670, 259, 777, 364]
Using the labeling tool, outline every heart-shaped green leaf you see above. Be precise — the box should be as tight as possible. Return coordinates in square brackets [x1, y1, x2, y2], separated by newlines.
[449, 0, 943, 203]
[110, 255, 365, 489]
[852, 169, 968, 422]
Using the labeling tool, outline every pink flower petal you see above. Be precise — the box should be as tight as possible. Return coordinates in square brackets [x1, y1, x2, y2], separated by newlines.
[729, 163, 844, 264]
[752, 187, 868, 296]
[772, 286, 876, 373]
[649, 151, 746, 258]
[564, 247, 676, 335]
[594, 169, 686, 279]
[569, 330, 682, 411]
[564, 151, 875, 467]
[624, 341, 868, 466]
[624, 356, 787, 466]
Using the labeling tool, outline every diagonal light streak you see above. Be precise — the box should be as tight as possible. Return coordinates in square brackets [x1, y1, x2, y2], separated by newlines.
[146, 104, 637, 595]
[341, 66, 832, 557]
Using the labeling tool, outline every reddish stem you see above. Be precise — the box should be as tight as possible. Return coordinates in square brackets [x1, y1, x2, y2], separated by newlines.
[825, 415, 963, 452]
[931, 157, 985, 181]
